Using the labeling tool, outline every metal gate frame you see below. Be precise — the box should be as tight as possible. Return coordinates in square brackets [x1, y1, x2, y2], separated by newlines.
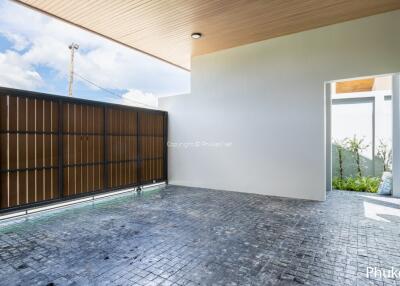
[0, 86, 168, 213]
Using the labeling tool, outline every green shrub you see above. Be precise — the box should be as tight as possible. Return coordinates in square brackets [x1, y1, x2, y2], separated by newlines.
[332, 176, 380, 193]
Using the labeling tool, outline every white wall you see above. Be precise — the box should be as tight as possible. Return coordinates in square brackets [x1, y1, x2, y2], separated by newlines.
[160, 10, 400, 201]
[331, 92, 393, 178]
[332, 98, 375, 177]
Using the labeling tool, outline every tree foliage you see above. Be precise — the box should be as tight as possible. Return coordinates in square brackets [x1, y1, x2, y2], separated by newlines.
[346, 135, 369, 177]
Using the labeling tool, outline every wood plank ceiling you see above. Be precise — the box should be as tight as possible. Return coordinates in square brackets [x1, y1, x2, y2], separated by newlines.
[15, 0, 400, 70]
[336, 78, 375, 94]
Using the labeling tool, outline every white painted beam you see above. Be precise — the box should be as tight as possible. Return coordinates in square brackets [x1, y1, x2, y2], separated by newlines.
[325, 82, 332, 192]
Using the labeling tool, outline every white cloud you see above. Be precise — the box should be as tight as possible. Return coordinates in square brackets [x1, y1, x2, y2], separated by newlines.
[0, 0, 190, 100]
[0, 31, 29, 51]
[0, 50, 42, 89]
[122, 89, 158, 108]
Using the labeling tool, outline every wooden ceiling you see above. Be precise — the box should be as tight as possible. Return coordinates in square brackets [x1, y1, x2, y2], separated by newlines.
[336, 78, 375, 93]
[15, 0, 400, 70]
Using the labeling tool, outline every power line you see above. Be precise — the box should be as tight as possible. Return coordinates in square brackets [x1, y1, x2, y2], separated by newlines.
[73, 71, 156, 109]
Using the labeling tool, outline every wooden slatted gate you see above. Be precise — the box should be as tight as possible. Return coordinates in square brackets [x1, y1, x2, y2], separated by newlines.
[0, 87, 168, 212]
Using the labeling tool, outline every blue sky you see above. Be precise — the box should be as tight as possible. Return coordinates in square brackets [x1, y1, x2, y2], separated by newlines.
[0, 0, 190, 107]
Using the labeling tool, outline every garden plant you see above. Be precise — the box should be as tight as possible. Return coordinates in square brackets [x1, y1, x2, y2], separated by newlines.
[332, 135, 388, 193]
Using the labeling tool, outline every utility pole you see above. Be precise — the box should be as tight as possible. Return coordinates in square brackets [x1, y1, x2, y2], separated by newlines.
[68, 43, 79, 97]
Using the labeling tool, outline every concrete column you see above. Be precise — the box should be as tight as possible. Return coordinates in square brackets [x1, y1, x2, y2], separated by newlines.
[392, 74, 400, 197]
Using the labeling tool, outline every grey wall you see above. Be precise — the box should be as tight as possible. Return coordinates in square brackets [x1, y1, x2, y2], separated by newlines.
[160, 11, 400, 201]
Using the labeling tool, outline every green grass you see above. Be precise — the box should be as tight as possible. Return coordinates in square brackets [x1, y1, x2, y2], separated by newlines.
[332, 176, 380, 193]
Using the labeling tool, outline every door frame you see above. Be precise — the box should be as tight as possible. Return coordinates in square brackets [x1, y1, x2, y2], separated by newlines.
[325, 73, 399, 196]
[392, 73, 400, 197]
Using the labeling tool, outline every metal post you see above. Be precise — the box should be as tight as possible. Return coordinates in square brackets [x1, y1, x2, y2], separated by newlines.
[163, 112, 168, 184]
[103, 106, 108, 189]
[58, 100, 64, 198]
[136, 112, 141, 190]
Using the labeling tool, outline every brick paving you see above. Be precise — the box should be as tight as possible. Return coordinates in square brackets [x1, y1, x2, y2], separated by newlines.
[0, 186, 400, 286]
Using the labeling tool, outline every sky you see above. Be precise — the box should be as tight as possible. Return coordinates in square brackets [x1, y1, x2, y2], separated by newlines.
[0, 0, 190, 108]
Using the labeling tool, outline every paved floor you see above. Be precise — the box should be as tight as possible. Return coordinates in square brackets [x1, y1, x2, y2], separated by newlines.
[0, 186, 400, 286]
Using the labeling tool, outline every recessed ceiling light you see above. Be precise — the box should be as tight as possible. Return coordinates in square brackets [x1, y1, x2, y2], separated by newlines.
[191, 32, 202, 39]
